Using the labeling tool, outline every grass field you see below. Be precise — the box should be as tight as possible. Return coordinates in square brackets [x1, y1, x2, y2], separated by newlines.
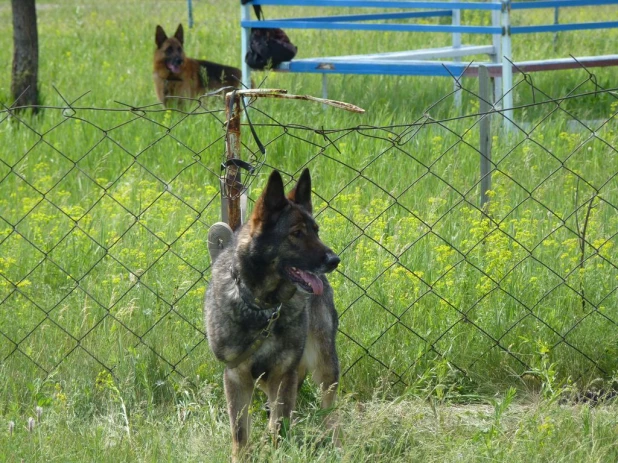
[1, 0, 618, 460]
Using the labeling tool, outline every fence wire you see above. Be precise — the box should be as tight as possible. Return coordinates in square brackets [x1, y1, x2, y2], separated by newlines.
[1, 66, 617, 398]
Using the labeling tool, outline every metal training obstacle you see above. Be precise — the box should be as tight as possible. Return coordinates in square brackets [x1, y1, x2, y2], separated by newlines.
[241, 0, 618, 123]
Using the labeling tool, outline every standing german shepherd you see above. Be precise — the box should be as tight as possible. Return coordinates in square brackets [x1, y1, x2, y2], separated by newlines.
[153, 24, 242, 106]
[204, 169, 340, 460]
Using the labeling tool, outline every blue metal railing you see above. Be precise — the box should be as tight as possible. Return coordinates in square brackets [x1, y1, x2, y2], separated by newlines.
[512, 21, 618, 34]
[291, 11, 453, 22]
[241, 20, 501, 34]
[250, 1, 502, 10]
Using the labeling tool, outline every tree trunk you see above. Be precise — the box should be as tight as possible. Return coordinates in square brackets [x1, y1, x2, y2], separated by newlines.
[11, 0, 39, 110]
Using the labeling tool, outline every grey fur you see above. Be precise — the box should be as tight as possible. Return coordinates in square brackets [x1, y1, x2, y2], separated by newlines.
[204, 169, 340, 460]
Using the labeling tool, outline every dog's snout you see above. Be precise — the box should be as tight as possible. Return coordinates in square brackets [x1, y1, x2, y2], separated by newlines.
[323, 252, 340, 272]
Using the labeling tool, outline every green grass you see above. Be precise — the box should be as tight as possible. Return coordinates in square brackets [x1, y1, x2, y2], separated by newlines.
[2, 382, 618, 462]
[1, 0, 618, 460]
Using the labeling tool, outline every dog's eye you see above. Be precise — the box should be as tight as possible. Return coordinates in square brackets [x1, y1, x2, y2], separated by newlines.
[291, 229, 303, 238]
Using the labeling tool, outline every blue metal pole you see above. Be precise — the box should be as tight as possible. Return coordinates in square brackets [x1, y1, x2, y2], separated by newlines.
[501, 0, 514, 130]
[241, 3, 251, 91]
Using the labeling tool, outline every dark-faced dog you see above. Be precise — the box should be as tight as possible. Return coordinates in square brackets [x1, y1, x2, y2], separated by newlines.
[204, 169, 340, 460]
[153, 24, 242, 106]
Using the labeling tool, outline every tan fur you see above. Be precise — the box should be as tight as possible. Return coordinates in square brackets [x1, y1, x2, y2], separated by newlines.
[204, 170, 341, 461]
[153, 24, 242, 107]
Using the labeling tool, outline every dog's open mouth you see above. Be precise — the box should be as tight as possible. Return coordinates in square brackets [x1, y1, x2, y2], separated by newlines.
[285, 267, 324, 295]
[167, 63, 181, 74]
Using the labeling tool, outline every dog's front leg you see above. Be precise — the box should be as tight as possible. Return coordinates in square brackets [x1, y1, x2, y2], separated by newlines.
[266, 371, 299, 441]
[224, 367, 253, 461]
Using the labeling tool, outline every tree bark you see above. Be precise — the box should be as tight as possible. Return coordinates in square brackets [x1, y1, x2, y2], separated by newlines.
[11, 0, 39, 110]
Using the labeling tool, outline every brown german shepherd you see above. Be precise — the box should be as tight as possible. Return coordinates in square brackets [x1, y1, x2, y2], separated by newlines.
[153, 24, 242, 106]
[204, 169, 340, 460]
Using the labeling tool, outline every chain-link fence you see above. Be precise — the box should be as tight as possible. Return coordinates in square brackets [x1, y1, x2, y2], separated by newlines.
[1, 65, 617, 399]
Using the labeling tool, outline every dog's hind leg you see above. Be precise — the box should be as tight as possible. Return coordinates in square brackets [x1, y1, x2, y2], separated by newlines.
[224, 367, 253, 461]
[312, 345, 341, 446]
[313, 359, 338, 410]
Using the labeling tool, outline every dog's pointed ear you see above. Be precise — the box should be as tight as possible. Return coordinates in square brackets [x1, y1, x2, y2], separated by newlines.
[155, 25, 168, 48]
[287, 169, 312, 214]
[174, 24, 184, 45]
[263, 170, 288, 213]
[251, 170, 288, 230]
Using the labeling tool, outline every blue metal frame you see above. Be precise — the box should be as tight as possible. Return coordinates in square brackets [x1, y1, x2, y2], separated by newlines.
[512, 21, 618, 34]
[251, 0, 502, 10]
[241, 20, 501, 34]
[292, 11, 452, 22]
[240, 0, 618, 122]
[187, 0, 193, 28]
[279, 60, 469, 77]
[512, 0, 618, 10]
[252, 0, 618, 7]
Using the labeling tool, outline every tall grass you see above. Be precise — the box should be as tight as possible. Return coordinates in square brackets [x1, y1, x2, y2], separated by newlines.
[2, 382, 618, 462]
[1, 0, 617, 460]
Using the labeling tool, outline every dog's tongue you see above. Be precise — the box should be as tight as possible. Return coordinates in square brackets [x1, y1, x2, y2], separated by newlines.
[168, 63, 180, 74]
[300, 270, 324, 295]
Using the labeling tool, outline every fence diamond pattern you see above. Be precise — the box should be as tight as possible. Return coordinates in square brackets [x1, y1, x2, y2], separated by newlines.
[1, 72, 617, 397]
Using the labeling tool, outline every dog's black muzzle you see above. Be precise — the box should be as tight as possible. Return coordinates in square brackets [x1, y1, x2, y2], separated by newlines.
[166, 57, 184, 74]
[323, 250, 340, 273]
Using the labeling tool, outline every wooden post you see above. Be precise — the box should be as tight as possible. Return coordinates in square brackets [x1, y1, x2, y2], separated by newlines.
[220, 88, 364, 230]
[224, 92, 244, 231]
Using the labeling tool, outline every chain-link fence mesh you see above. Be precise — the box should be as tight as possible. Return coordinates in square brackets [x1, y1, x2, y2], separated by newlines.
[1, 65, 617, 399]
